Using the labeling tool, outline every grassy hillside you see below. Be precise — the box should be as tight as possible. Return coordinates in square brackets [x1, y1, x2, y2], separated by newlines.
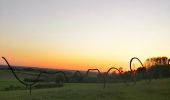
[0, 78, 170, 100]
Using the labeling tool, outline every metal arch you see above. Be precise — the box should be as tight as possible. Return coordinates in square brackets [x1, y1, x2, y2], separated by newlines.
[129, 57, 152, 85]
[73, 71, 83, 82]
[74, 71, 83, 77]
[2, 57, 69, 95]
[2, 57, 42, 95]
[0, 56, 160, 96]
[86, 69, 105, 88]
[86, 69, 102, 77]
[106, 67, 121, 75]
[130, 57, 144, 71]
[127, 57, 143, 86]
[105, 67, 122, 88]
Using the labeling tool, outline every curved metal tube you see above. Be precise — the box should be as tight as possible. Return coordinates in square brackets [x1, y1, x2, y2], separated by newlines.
[86, 69, 105, 88]
[106, 67, 121, 74]
[2, 57, 42, 95]
[130, 57, 144, 71]
[73, 71, 83, 81]
[129, 57, 152, 85]
[105, 67, 122, 87]
[2, 57, 42, 86]
[86, 69, 102, 76]
[128, 57, 144, 85]
[74, 71, 82, 77]
[1, 56, 159, 96]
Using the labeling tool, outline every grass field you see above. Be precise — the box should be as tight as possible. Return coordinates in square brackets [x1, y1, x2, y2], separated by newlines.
[0, 77, 170, 100]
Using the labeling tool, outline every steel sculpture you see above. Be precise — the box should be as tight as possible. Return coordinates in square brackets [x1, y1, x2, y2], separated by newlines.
[2, 57, 42, 95]
[105, 67, 122, 87]
[86, 69, 105, 88]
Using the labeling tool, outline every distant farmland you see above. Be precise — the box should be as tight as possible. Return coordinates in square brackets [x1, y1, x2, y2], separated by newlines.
[0, 68, 170, 100]
[0, 57, 170, 100]
[0, 77, 170, 100]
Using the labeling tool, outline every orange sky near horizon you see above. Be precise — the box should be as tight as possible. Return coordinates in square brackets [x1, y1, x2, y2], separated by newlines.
[0, 46, 128, 71]
[1, 0, 170, 72]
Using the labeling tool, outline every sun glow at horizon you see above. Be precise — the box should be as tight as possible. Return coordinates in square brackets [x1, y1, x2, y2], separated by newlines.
[1, 0, 170, 72]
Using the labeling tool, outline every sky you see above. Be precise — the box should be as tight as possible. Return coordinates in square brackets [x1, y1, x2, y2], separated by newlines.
[0, 0, 170, 71]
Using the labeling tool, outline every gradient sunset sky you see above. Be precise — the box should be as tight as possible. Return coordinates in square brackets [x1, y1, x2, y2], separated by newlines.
[0, 0, 170, 71]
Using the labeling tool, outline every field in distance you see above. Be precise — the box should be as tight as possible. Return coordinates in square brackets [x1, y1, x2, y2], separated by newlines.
[0, 78, 170, 100]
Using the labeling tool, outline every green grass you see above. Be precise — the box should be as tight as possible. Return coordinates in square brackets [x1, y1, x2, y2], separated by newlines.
[0, 78, 24, 90]
[0, 78, 170, 100]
